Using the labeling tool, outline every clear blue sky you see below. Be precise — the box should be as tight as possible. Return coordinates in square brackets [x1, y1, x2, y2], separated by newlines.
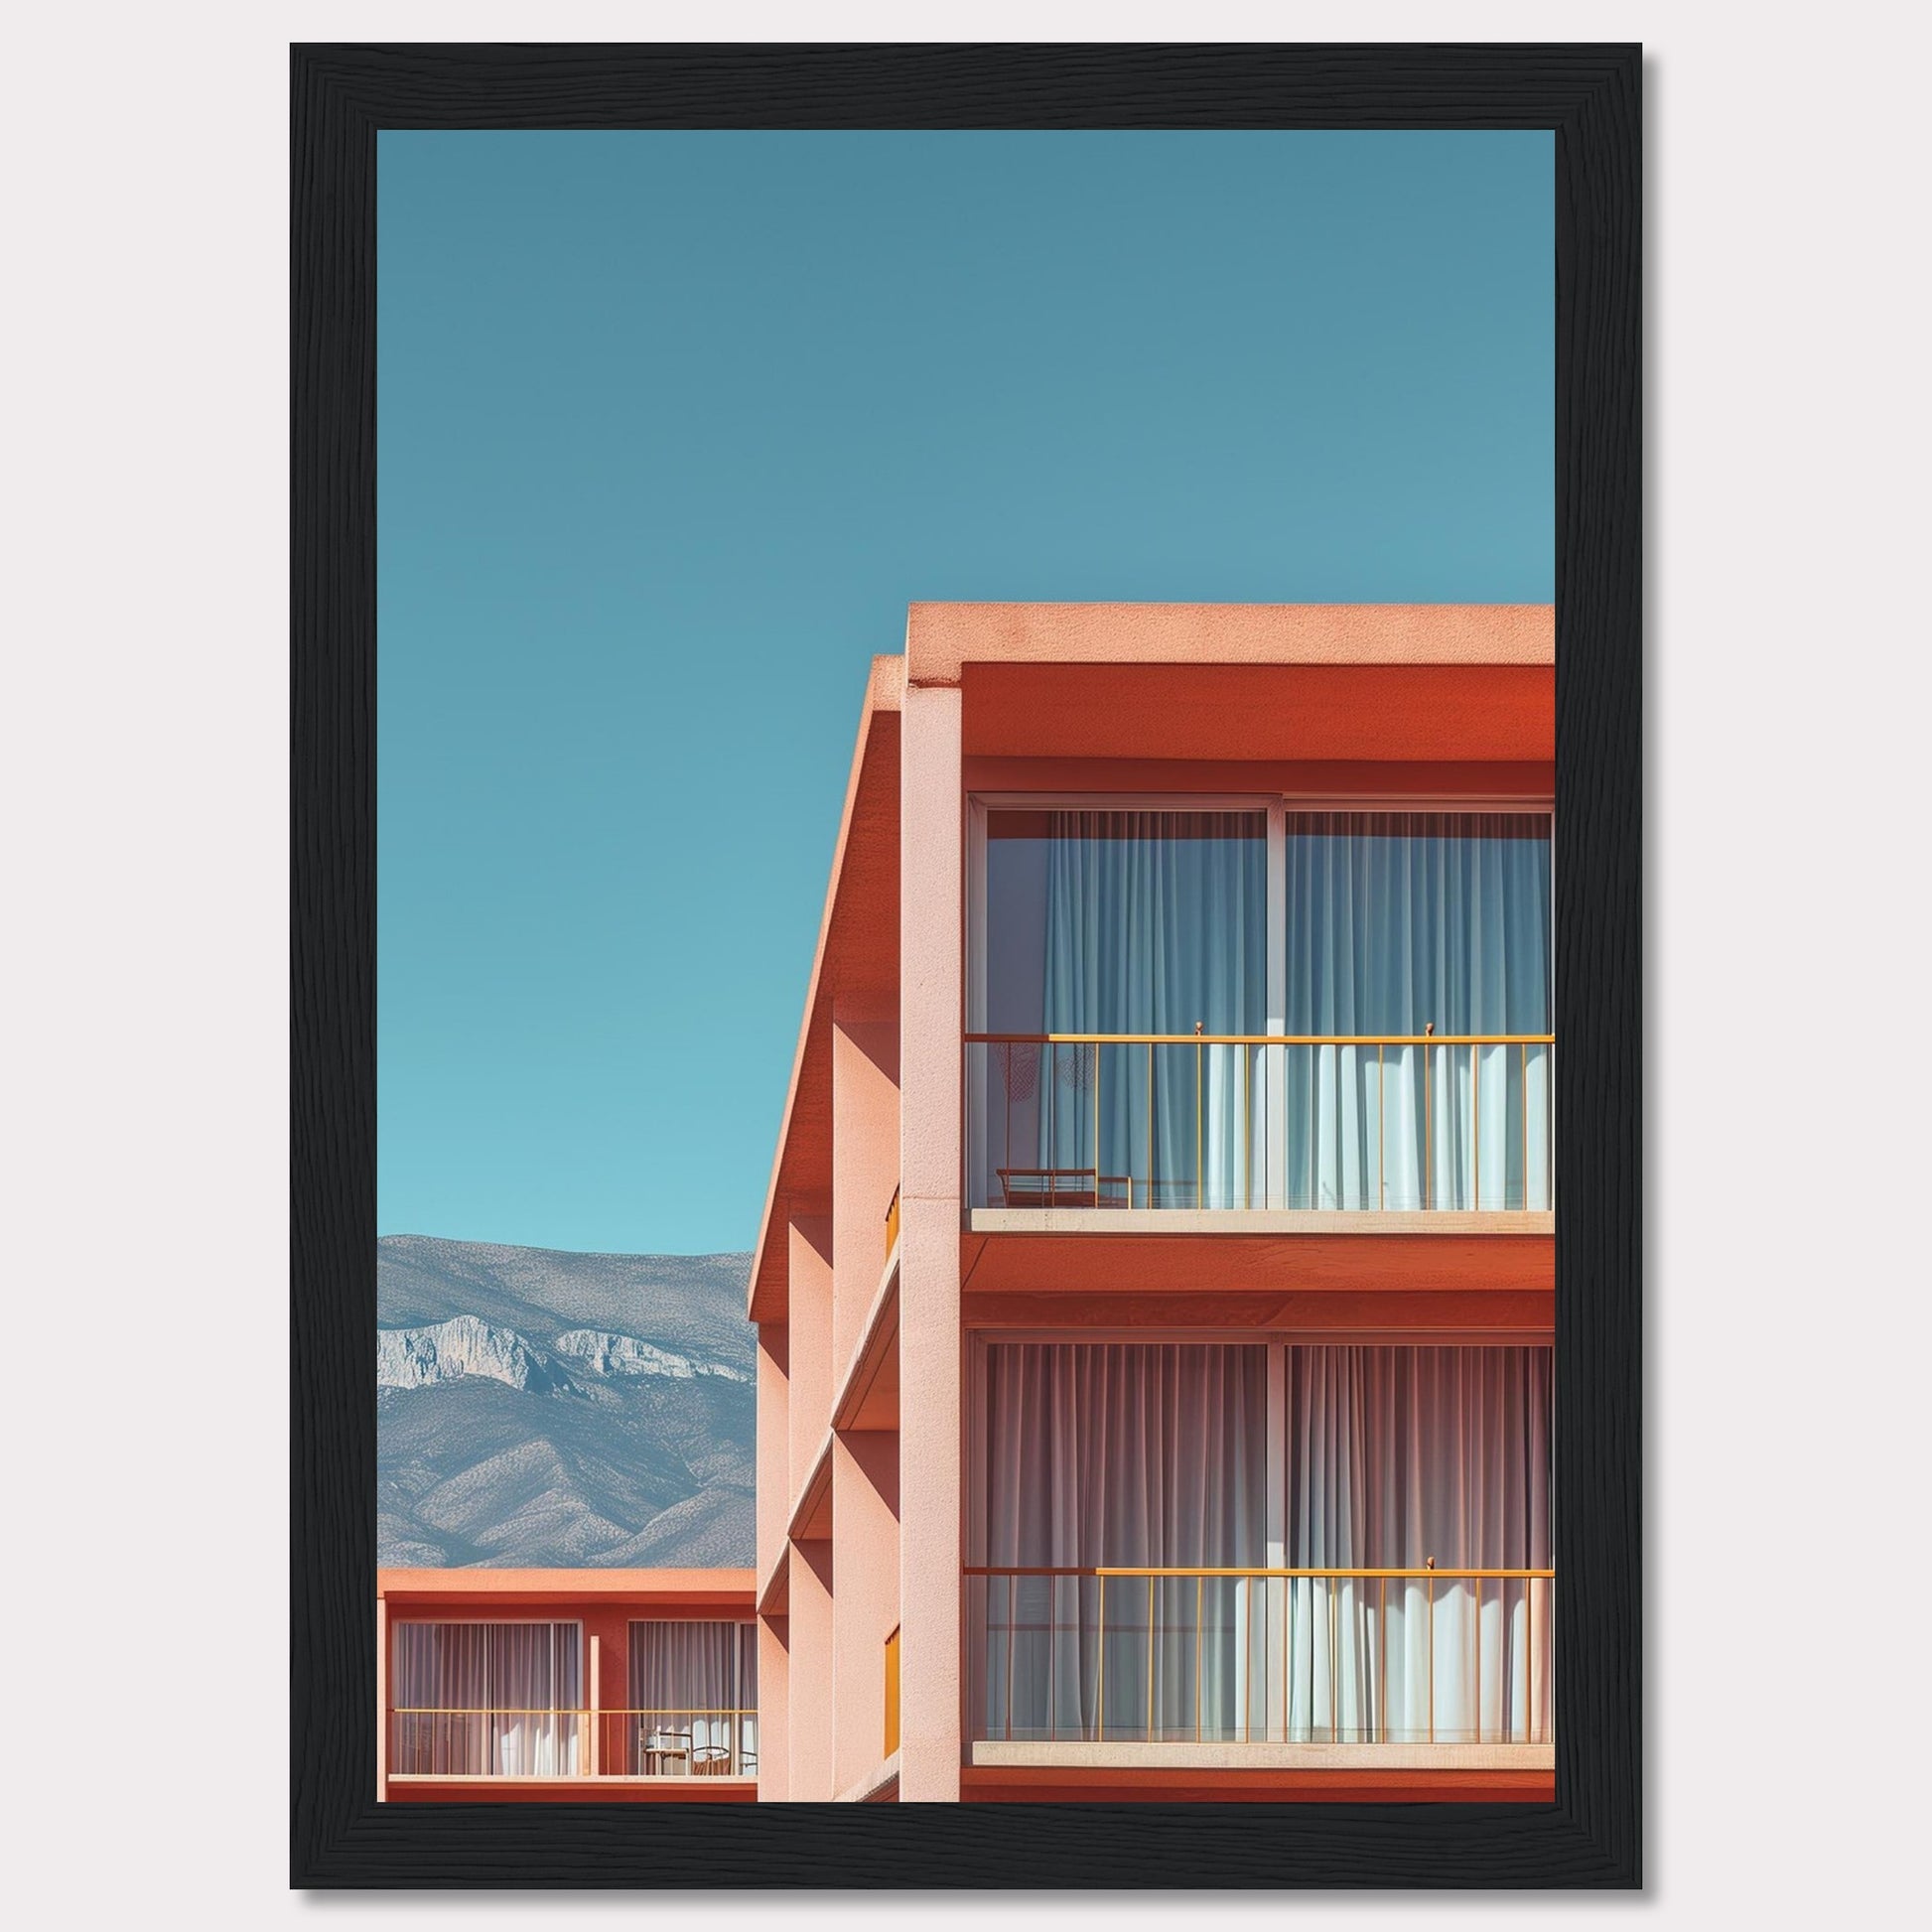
[377, 130, 1552, 1257]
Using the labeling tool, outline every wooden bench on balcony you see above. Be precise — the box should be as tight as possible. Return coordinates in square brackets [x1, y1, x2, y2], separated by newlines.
[995, 1167, 1134, 1209]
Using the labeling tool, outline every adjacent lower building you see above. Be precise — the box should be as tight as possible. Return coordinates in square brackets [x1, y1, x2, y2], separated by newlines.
[750, 603, 1557, 1803]
[377, 1568, 758, 1802]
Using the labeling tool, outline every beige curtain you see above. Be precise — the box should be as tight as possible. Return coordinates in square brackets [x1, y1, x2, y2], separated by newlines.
[1286, 1344, 1553, 1743]
[627, 1620, 758, 1773]
[980, 1341, 1267, 1741]
[390, 1621, 582, 1774]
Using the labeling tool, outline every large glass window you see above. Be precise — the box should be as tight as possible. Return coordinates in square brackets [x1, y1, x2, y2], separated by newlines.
[390, 1620, 582, 1775]
[1285, 811, 1553, 1209]
[973, 1340, 1553, 1746]
[979, 1341, 1267, 1742]
[979, 808, 1267, 1208]
[1284, 1344, 1552, 1744]
[970, 800, 1553, 1211]
[625, 1620, 759, 1776]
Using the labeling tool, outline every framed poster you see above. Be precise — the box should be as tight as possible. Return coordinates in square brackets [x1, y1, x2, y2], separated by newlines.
[293, 42, 1639, 1887]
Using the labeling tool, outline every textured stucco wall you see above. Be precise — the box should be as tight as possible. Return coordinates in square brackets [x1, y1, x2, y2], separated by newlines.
[897, 680, 964, 1800]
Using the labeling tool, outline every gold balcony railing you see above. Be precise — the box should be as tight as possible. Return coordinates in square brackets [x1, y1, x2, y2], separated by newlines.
[388, 1708, 757, 1778]
[965, 1031, 1555, 1213]
[389, 1708, 590, 1777]
[965, 1565, 1555, 1747]
[885, 1184, 900, 1259]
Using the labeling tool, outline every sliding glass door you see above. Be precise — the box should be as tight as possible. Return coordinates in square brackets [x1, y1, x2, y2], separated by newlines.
[625, 1620, 759, 1775]
[1285, 811, 1553, 1210]
[1285, 1344, 1553, 1743]
[978, 1341, 1267, 1741]
[978, 808, 1267, 1209]
[972, 1339, 1553, 1746]
[970, 800, 1553, 1213]
[390, 1620, 583, 1775]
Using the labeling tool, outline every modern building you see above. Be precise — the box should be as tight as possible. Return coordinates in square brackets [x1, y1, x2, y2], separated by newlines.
[751, 603, 1556, 1803]
[376, 1568, 758, 1802]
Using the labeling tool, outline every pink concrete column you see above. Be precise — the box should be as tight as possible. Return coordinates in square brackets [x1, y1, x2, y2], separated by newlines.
[897, 678, 962, 1800]
[756, 1323, 789, 1581]
[832, 1011, 899, 1376]
[786, 1219, 833, 1503]
[756, 1320, 794, 1798]
[757, 1615, 790, 1800]
[831, 1430, 900, 1794]
[784, 1215, 836, 1799]
[831, 1005, 904, 1797]
[588, 1630, 603, 1778]
[375, 1591, 388, 1801]
[788, 1540, 836, 1799]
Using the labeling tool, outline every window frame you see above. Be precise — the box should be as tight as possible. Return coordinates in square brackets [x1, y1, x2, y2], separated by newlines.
[623, 1615, 760, 1716]
[387, 1616, 588, 1780]
[623, 1617, 760, 1779]
[964, 1329, 1556, 1746]
[966, 793, 1557, 1213]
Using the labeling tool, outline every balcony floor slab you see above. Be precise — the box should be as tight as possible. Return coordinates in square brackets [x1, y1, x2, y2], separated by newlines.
[968, 1208, 1553, 1236]
[969, 1740, 1552, 1771]
[960, 1217, 1555, 1310]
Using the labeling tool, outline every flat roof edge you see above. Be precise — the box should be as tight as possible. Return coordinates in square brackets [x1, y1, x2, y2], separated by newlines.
[906, 603, 1555, 685]
[378, 1567, 757, 1598]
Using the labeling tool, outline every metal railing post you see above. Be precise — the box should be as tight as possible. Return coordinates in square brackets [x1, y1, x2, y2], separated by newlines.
[1096, 1576, 1106, 1742]
[1473, 1043, 1481, 1210]
[1148, 1574, 1158, 1740]
[1089, 1044, 1099, 1201]
[1193, 1023, 1203, 1209]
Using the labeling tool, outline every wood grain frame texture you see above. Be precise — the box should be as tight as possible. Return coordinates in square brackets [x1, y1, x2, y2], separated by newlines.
[292, 42, 1640, 1889]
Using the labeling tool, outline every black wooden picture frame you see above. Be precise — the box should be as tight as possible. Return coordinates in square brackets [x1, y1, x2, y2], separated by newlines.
[292, 42, 1640, 1889]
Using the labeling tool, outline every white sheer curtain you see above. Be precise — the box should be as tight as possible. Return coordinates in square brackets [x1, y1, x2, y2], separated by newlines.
[1286, 1345, 1553, 1743]
[627, 1620, 758, 1773]
[390, 1621, 582, 1775]
[1285, 812, 1553, 1210]
[972, 1339, 1553, 1750]
[980, 1341, 1266, 1740]
[1036, 811, 1266, 1208]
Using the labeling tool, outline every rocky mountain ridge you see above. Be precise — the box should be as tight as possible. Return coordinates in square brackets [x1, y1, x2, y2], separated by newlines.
[376, 1236, 756, 1569]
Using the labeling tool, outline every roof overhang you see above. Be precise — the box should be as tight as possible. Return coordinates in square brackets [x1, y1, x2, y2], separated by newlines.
[376, 1568, 756, 1610]
[906, 602, 1553, 687]
[748, 607, 1555, 1325]
[747, 655, 902, 1323]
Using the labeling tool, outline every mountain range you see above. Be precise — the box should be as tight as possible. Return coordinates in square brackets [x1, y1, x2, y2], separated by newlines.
[377, 1235, 757, 1569]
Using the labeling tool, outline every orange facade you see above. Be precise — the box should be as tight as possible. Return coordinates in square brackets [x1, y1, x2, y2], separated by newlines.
[750, 605, 1559, 1804]
[377, 1569, 758, 1803]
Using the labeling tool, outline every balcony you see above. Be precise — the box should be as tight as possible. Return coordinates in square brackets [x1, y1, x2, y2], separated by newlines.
[597, 1708, 759, 1778]
[966, 1340, 1555, 1779]
[970, 803, 1553, 1232]
[389, 1706, 588, 1778]
[388, 1707, 758, 1780]
[965, 1030, 1553, 1221]
[384, 1610, 759, 1794]
[967, 1564, 1553, 1755]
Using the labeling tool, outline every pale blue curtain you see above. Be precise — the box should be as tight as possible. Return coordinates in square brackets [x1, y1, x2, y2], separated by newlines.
[1285, 812, 1552, 1210]
[1037, 811, 1266, 1208]
[980, 1342, 1266, 1742]
[1285, 1346, 1553, 1744]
